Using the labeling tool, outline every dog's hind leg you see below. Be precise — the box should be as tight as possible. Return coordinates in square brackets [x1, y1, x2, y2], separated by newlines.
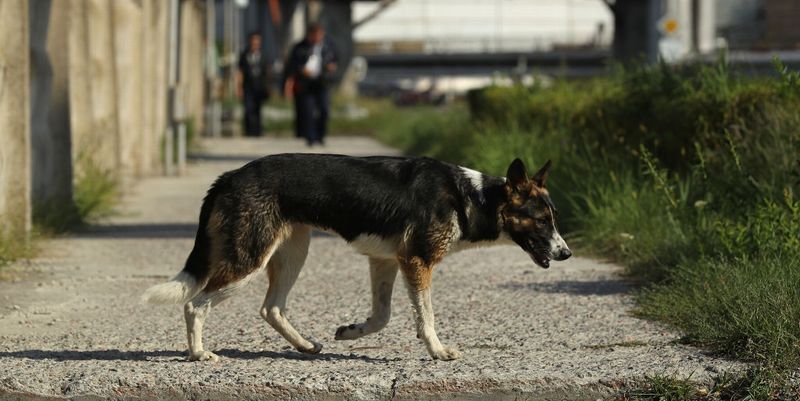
[183, 212, 288, 362]
[334, 257, 398, 340]
[260, 224, 321, 354]
[183, 292, 228, 362]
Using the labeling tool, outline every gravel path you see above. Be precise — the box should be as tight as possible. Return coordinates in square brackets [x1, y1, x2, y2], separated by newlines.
[0, 137, 740, 401]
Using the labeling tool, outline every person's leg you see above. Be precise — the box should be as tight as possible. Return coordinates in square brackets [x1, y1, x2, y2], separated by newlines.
[254, 91, 264, 136]
[293, 94, 305, 139]
[313, 88, 330, 145]
[243, 90, 256, 136]
[299, 91, 317, 146]
[242, 89, 251, 135]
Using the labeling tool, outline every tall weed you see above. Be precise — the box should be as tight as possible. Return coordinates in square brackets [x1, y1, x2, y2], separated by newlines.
[375, 60, 800, 372]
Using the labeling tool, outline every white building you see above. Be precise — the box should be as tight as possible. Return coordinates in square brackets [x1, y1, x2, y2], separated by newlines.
[353, 0, 614, 53]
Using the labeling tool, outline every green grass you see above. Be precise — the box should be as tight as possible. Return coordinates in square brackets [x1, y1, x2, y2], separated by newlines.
[640, 254, 800, 367]
[263, 96, 443, 138]
[622, 373, 699, 401]
[370, 59, 800, 398]
[620, 368, 798, 401]
[0, 231, 35, 269]
[73, 153, 119, 223]
[1, 148, 120, 268]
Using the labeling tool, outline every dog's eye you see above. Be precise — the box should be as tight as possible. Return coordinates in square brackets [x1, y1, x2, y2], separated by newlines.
[536, 218, 549, 227]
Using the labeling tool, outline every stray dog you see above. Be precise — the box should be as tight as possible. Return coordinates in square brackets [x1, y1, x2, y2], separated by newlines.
[143, 155, 571, 361]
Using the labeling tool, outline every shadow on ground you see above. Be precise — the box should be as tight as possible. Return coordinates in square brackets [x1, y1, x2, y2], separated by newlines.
[76, 224, 198, 239]
[74, 224, 337, 240]
[189, 153, 263, 163]
[499, 279, 630, 296]
[0, 349, 397, 363]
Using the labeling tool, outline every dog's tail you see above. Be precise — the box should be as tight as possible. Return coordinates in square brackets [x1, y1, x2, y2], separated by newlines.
[142, 184, 222, 305]
[141, 271, 200, 304]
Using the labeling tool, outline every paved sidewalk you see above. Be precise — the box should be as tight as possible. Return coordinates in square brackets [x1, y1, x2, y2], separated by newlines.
[0, 137, 739, 401]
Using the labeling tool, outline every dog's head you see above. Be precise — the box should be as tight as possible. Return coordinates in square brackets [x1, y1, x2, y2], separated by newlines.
[501, 159, 571, 268]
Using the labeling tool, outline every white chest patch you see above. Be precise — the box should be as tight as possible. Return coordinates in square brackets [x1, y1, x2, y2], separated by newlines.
[349, 234, 400, 259]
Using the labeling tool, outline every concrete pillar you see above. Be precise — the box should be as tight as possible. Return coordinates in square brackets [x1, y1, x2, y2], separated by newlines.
[609, 0, 658, 63]
[181, 0, 206, 136]
[142, 0, 170, 175]
[29, 0, 56, 204]
[68, 0, 121, 175]
[111, 0, 145, 178]
[320, 1, 353, 84]
[86, 0, 121, 173]
[30, 0, 76, 219]
[0, 0, 32, 237]
[68, 0, 94, 171]
[45, 1, 75, 210]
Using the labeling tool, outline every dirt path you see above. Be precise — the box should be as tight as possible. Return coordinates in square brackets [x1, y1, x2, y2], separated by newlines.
[0, 137, 739, 401]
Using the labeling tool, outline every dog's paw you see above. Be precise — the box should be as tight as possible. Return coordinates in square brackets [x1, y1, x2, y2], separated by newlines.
[334, 323, 365, 340]
[188, 350, 220, 362]
[297, 340, 323, 354]
[430, 346, 461, 361]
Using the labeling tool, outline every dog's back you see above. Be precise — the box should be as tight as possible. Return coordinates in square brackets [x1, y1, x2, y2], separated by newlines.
[143, 153, 466, 303]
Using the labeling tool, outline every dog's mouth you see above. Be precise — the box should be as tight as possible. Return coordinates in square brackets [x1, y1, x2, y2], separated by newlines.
[529, 252, 551, 269]
[526, 239, 551, 269]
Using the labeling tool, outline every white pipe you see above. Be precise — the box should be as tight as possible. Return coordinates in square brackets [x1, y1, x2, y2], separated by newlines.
[164, 127, 174, 176]
[177, 123, 186, 174]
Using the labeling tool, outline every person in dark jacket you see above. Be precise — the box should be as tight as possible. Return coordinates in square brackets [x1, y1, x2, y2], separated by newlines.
[283, 23, 337, 146]
[237, 32, 271, 137]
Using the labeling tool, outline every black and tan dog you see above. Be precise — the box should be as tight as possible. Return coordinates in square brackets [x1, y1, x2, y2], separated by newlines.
[143, 155, 571, 361]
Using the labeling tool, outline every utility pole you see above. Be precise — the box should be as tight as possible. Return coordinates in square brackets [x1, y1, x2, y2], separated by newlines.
[206, 0, 221, 137]
[166, 0, 185, 175]
[604, 0, 663, 63]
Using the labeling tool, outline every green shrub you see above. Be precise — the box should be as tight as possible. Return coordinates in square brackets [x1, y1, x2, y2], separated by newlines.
[0, 231, 33, 268]
[640, 253, 800, 369]
[374, 59, 800, 377]
[73, 152, 119, 223]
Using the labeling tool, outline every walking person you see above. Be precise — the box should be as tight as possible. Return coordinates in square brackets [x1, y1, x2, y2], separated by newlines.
[237, 32, 271, 137]
[284, 23, 337, 146]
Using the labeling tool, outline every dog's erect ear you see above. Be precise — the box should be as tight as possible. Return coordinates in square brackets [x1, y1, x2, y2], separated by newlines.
[506, 158, 528, 191]
[532, 160, 552, 187]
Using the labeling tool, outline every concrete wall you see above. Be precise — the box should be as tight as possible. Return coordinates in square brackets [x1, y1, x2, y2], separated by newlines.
[44, 1, 75, 210]
[142, 0, 170, 176]
[68, 0, 204, 179]
[112, 0, 145, 178]
[0, 0, 207, 239]
[181, 0, 207, 135]
[67, 0, 120, 174]
[0, 0, 31, 238]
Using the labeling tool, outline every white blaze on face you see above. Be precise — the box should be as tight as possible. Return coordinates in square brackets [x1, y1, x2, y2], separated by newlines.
[546, 202, 569, 256]
[549, 230, 569, 255]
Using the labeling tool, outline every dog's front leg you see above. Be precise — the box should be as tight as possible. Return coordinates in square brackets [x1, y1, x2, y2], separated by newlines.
[400, 257, 461, 361]
[335, 257, 398, 340]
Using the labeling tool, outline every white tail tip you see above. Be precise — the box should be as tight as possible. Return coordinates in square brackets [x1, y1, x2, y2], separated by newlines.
[141, 272, 198, 304]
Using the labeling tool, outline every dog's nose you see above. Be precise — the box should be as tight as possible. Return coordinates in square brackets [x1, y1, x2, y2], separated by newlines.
[560, 248, 572, 260]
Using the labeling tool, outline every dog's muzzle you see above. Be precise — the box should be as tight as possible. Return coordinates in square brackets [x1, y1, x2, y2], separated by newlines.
[554, 248, 572, 261]
[530, 246, 571, 269]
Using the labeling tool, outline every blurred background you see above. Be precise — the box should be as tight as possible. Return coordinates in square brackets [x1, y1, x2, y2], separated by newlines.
[1, 0, 799, 245]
